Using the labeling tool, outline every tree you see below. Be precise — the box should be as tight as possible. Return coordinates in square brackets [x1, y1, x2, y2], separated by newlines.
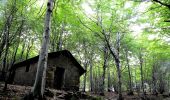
[152, 0, 170, 9]
[124, 47, 133, 95]
[101, 43, 108, 95]
[25, 0, 54, 99]
[0, 0, 170, 99]
[138, 49, 145, 96]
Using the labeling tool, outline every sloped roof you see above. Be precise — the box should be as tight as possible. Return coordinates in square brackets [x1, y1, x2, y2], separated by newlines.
[10, 50, 86, 75]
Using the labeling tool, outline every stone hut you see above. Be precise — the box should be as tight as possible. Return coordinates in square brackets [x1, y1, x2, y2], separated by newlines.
[8, 50, 86, 91]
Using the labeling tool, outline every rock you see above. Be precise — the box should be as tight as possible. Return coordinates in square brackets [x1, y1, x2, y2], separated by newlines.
[44, 89, 54, 97]
[58, 94, 65, 99]
[127, 91, 134, 95]
[162, 93, 170, 98]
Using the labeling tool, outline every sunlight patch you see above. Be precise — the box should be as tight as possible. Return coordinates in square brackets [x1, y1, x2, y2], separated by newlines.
[81, 2, 95, 15]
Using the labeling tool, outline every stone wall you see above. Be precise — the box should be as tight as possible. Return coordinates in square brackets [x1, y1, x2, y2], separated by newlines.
[13, 62, 37, 86]
[47, 55, 80, 90]
[13, 55, 81, 90]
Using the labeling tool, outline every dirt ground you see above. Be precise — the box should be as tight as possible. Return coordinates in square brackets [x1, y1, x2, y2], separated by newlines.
[0, 83, 170, 100]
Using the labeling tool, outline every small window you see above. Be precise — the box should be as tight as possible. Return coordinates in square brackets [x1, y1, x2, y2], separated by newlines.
[26, 64, 30, 72]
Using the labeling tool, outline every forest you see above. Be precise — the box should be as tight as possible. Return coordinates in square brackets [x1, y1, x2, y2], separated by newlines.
[0, 0, 170, 100]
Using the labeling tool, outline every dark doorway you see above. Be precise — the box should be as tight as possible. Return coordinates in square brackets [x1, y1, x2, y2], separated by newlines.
[54, 67, 65, 89]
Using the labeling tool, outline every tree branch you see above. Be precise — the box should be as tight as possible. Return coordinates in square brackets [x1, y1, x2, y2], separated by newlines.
[76, 16, 103, 39]
[152, 0, 170, 9]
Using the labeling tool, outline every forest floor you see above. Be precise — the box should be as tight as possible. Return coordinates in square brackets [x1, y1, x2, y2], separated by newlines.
[0, 82, 170, 100]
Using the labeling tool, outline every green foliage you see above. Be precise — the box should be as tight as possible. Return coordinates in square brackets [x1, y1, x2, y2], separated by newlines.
[0, 0, 169, 92]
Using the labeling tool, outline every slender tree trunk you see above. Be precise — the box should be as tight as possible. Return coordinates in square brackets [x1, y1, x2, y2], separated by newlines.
[83, 62, 87, 92]
[115, 60, 122, 99]
[152, 62, 158, 95]
[89, 60, 93, 92]
[101, 44, 108, 95]
[139, 51, 145, 97]
[20, 40, 26, 60]
[107, 66, 111, 92]
[115, 32, 122, 100]
[0, 0, 16, 61]
[168, 76, 170, 94]
[12, 20, 24, 65]
[159, 74, 165, 94]
[0, 38, 6, 60]
[89, 50, 94, 92]
[0, 16, 11, 60]
[4, 42, 19, 89]
[3, 19, 24, 90]
[125, 48, 133, 95]
[57, 21, 64, 51]
[86, 1, 123, 98]
[82, 40, 88, 92]
[1, 42, 9, 80]
[97, 64, 101, 94]
[1, 19, 11, 72]
[25, 39, 34, 60]
[29, 0, 54, 99]
[103, 32, 122, 99]
[1, 19, 11, 80]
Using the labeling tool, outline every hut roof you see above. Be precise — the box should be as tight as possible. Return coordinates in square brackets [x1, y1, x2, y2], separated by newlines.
[10, 50, 86, 75]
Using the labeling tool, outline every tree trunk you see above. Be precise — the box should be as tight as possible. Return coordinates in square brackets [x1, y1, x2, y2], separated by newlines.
[0, 0, 16, 61]
[107, 66, 111, 92]
[57, 21, 64, 51]
[1, 42, 9, 80]
[103, 32, 123, 100]
[25, 39, 34, 60]
[115, 60, 122, 99]
[152, 62, 158, 95]
[1, 19, 11, 80]
[125, 48, 133, 95]
[115, 32, 122, 100]
[83, 62, 87, 92]
[159, 74, 165, 94]
[139, 51, 145, 97]
[30, 0, 54, 99]
[101, 44, 108, 95]
[89, 60, 93, 92]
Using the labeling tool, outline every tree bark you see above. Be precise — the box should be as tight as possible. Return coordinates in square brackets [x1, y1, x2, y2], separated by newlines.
[83, 62, 87, 92]
[89, 60, 93, 92]
[152, 61, 158, 95]
[25, 39, 34, 60]
[103, 31, 122, 100]
[139, 51, 145, 97]
[107, 66, 111, 92]
[0, 0, 16, 61]
[30, 0, 54, 98]
[57, 21, 64, 51]
[101, 44, 108, 95]
[125, 48, 133, 95]
[115, 32, 122, 100]
[152, 0, 170, 9]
